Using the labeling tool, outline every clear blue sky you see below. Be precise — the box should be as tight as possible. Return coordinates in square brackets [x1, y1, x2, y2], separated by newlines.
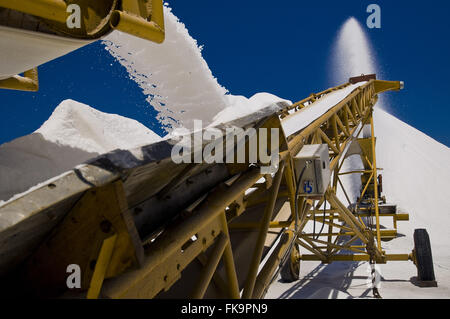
[1, 0, 449, 146]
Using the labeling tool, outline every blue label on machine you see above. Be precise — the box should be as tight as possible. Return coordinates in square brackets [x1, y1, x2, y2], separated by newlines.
[303, 180, 313, 194]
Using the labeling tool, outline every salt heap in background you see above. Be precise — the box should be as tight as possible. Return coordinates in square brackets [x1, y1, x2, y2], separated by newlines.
[0, 99, 161, 202]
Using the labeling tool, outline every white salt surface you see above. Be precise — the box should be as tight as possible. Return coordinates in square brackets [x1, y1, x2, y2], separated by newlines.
[210, 93, 292, 127]
[0, 99, 161, 203]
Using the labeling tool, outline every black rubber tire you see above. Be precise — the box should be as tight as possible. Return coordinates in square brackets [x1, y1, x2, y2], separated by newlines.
[413, 229, 436, 282]
[280, 244, 300, 283]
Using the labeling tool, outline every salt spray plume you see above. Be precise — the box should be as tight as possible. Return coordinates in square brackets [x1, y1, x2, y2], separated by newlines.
[331, 17, 386, 110]
[102, 4, 292, 133]
[332, 17, 377, 82]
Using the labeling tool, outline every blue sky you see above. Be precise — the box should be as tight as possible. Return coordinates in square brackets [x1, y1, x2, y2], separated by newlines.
[1, 0, 449, 146]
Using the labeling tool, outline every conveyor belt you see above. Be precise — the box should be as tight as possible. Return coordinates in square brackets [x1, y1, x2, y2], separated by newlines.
[0, 78, 404, 298]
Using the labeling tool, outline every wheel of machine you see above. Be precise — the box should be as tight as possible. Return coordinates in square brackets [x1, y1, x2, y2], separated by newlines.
[280, 244, 300, 283]
[413, 229, 436, 282]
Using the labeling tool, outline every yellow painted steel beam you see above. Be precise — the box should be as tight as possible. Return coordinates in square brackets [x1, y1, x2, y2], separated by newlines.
[0, 68, 39, 92]
[190, 233, 228, 299]
[218, 211, 240, 299]
[283, 159, 298, 226]
[110, 0, 165, 43]
[304, 229, 397, 239]
[229, 221, 291, 229]
[0, 0, 68, 23]
[23, 181, 139, 296]
[297, 239, 327, 262]
[374, 80, 404, 94]
[302, 236, 366, 255]
[339, 170, 373, 176]
[242, 162, 286, 299]
[317, 128, 340, 154]
[358, 171, 374, 206]
[371, 115, 382, 252]
[87, 233, 118, 299]
[356, 212, 409, 220]
[301, 254, 411, 262]
[329, 236, 360, 256]
[326, 191, 368, 244]
[337, 176, 352, 207]
[252, 231, 294, 298]
[101, 167, 261, 298]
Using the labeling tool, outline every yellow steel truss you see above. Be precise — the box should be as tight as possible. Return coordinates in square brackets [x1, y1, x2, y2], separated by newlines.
[1, 79, 412, 299]
[96, 79, 406, 298]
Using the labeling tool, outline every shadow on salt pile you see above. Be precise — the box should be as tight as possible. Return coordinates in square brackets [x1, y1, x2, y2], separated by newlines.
[0, 132, 98, 202]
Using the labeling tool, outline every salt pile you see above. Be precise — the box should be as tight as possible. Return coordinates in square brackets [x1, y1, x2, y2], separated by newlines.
[0, 99, 161, 202]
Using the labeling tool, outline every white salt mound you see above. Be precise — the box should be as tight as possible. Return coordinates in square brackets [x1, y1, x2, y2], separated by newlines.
[0, 99, 161, 202]
[374, 107, 450, 252]
[37, 99, 161, 153]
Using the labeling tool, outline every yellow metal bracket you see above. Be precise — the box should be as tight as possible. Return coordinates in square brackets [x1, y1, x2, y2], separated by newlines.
[110, 0, 165, 43]
[23, 181, 141, 297]
[0, 1, 164, 93]
[87, 233, 118, 299]
[0, 68, 39, 92]
[374, 80, 404, 94]
[0, 0, 68, 23]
